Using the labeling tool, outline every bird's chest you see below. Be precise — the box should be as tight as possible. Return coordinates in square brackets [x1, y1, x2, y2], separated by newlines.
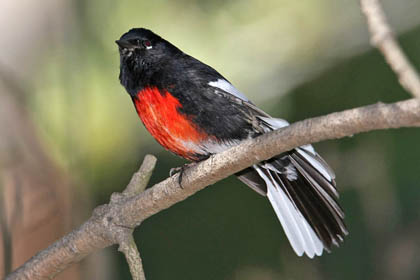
[133, 87, 210, 160]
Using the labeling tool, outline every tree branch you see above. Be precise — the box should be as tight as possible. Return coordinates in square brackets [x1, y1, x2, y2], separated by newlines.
[118, 235, 145, 280]
[5, 98, 420, 280]
[360, 0, 420, 98]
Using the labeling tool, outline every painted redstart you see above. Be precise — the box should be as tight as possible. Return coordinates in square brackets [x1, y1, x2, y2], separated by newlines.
[116, 28, 348, 258]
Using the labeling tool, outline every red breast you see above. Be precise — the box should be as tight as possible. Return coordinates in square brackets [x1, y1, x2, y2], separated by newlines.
[133, 87, 210, 160]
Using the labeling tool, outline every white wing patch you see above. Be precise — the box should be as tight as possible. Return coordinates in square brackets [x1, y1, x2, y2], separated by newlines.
[258, 116, 289, 130]
[208, 79, 250, 102]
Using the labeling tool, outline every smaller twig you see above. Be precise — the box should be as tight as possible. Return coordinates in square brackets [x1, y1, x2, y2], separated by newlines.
[360, 0, 420, 98]
[118, 235, 146, 280]
[113, 154, 156, 280]
[123, 154, 157, 196]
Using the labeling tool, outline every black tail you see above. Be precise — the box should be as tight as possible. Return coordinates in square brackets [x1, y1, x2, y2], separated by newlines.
[236, 145, 348, 257]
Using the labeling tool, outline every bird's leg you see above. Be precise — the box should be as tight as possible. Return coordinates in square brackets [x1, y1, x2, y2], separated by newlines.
[169, 162, 196, 189]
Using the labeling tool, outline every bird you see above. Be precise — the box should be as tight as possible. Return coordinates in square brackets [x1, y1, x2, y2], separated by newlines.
[116, 28, 348, 258]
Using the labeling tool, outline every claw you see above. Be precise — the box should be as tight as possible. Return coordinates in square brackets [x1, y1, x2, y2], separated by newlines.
[169, 166, 182, 177]
[178, 168, 185, 189]
[169, 162, 196, 189]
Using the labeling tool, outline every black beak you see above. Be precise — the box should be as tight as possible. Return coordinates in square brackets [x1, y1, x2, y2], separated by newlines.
[115, 39, 133, 49]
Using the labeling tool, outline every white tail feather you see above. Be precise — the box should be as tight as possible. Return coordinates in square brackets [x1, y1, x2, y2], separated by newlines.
[254, 165, 324, 258]
[239, 116, 345, 255]
[296, 148, 334, 182]
[266, 171, 323, 257]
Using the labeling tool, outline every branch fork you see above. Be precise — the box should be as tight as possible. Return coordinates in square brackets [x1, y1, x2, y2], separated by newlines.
[96, 154, 157, 280]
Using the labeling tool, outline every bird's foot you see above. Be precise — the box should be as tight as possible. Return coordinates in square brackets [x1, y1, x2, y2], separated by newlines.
[170, 162, 195, 189]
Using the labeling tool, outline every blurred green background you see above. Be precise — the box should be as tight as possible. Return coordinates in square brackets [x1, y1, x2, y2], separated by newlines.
[1, 0, 420, 279]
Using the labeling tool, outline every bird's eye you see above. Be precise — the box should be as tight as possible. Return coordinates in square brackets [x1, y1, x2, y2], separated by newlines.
[143, 40, 152, 49]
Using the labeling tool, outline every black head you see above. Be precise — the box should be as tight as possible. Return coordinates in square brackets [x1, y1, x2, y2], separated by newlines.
[116, 28, 181, 95]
